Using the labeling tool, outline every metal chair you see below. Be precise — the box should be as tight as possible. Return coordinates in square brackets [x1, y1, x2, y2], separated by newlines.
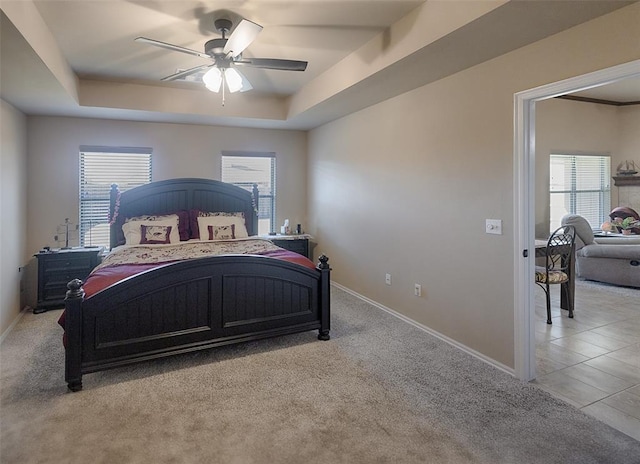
[535, 225, 576, 324]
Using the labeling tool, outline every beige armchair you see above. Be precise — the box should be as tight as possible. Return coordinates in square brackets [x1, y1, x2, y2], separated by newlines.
[561, 214, 640, 288]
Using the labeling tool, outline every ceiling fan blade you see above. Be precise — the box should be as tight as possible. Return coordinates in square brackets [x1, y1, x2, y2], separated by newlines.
[161, 64, 213, 81]
[223, 19, 263, 57]
[235, 58, 308, 72]
[135, 37, 210, 59]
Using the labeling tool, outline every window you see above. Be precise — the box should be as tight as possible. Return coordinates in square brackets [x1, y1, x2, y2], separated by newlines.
[221, 152, 275, 235]
[549, 154, 610, 232]
[80, 147, 152, 247]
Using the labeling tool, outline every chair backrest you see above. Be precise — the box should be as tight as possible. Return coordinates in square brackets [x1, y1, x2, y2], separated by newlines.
[545, 225, 576, 273]
[561, 214, 594, 249]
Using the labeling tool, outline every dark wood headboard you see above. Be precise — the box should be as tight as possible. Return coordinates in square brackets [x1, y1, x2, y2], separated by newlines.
[109, 178, 259, 249]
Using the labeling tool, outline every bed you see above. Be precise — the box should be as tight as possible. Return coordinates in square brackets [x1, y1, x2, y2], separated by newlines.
[62, 178, 330, 391]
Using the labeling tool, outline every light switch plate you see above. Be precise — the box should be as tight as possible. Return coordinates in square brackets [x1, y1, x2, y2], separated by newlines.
[486, 219, 502, 235]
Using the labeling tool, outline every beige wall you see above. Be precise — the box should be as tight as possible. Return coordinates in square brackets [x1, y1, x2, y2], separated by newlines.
[307, 4, 640, 368]
[619, 106, 640, 163]
[1, 99, 28, 335]
[534, 99, 640, 237]
[617, 106, 640, 211]
[24, 117, 307, 305]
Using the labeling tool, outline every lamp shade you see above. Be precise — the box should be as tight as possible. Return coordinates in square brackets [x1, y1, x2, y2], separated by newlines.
[225, 68, 243, 93]
[203, 66, 253, 100]
[203, 67, 222, 92]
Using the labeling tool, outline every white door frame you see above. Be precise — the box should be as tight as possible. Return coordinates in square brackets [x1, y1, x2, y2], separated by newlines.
[513, 60, 640, 381]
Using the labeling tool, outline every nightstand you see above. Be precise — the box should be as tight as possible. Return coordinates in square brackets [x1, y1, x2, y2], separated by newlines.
[266, 234, 311, 259]
[34, 247, 104, 313]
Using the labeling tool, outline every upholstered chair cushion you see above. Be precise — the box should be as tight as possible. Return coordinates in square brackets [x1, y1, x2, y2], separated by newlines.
[561, 214, 594, 249]
[535, 268, 569, 284]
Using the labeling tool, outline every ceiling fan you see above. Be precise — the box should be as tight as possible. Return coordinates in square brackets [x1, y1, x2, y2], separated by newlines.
[135, 18, 308, 104]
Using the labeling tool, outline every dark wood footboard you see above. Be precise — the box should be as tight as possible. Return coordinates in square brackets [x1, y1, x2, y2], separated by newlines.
[64, 254, 330, 391]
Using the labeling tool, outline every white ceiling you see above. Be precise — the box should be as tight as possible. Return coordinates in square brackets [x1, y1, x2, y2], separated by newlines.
[33, 0, 426, 95]
[1, 0, 638, 130]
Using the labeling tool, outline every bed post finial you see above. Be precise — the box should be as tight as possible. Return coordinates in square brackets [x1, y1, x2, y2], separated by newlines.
[67, 278, 84, 299]
[110, 183, 119, 199]
[318, 254, 330, 270]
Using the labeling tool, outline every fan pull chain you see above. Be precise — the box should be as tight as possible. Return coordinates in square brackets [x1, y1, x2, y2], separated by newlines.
[222, 70, 226, 106]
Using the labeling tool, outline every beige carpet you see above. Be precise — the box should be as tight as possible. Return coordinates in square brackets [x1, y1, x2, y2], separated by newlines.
[1, 287, 639, 463]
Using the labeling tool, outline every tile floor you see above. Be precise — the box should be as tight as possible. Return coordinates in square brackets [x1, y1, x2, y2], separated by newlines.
[532, 279, 640, 441]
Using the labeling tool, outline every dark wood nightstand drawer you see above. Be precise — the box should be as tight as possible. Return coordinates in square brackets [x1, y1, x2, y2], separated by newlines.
[34, 247, 104, 313]
[41, 255, 93, 274]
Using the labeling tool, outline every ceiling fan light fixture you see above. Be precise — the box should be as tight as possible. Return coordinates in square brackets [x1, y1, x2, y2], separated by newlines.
[138, 16, 307, 104]
[239, 72, 253, 93]
[225, 68, 244, 93]
[203, 67, 222, 92]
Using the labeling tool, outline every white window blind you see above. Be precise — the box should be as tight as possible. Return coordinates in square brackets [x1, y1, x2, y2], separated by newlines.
[80, 148, 152, 247]
[549, 154, 610, 232]
[221, 152, 275, 235]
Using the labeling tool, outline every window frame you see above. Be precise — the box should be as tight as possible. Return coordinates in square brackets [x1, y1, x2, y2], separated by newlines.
[79, 146, 152, 247]
[549, 153, 611, 232]
[221, 151, 276, 235]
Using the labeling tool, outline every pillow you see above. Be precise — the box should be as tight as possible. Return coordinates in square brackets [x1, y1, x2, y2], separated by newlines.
[126, 211, 190, 241]
[174, 210, 191, 241]
[207, 224, 235, 240]
[190, 210, 247, 239]
[140, 225, 173, 244]
[122, 216, 180, 245]
[197, 215, 248, 239]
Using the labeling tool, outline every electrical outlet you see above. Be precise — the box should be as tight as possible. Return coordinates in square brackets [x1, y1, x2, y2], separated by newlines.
[385, 273, 392, 285]
[414, 284, 421, 297]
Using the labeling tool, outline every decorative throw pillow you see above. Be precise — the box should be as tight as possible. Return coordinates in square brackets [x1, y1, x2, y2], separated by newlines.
[192, 211, 248, 239]
[126, 212, 189, 241]
[122, 216, 180, 245]
[207, 224, 236, 240]
[140, 225, 173, 244]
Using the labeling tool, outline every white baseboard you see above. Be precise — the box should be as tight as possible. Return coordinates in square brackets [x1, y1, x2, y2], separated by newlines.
[331, 282, 515, 377]
[0, 306, 30, 345]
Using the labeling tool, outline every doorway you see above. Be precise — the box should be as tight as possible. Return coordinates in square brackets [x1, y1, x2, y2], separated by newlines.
[513, 60, 640, 381]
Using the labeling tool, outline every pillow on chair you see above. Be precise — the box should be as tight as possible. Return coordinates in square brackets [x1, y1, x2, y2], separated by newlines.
[561, 214, 594, 249]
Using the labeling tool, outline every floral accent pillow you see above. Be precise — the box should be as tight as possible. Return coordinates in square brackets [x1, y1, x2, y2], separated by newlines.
[140, 225, 173, 244]
[122, 216, 180, 245]
[126, 212, 190, 241]
[207, 224, 235, 240]
[191, 210, 248, 239]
